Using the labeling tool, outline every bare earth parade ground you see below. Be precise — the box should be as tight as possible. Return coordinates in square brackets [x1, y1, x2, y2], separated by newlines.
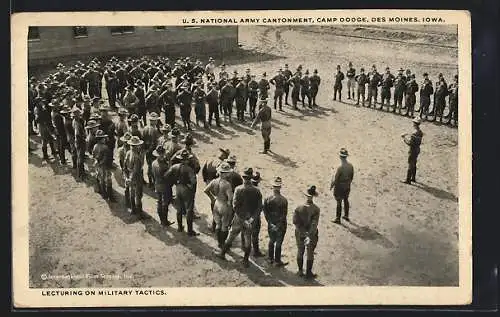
[28, 25, 459, 288]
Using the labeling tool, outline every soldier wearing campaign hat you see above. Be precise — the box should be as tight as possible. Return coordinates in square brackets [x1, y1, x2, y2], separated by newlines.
[447, 74, 458, 126]
[300, 69, 312, 107]
[50, 102, 69, 165]
[92, 129, 115, 201]
[115, 108, 129, 147]
[142, 112, 161, 188]
[123, 136, 145, 215]
[380, 67, 395, 111]
[293, 185, 320, 279]
[270, 69, 286, 111]
[123, 84, 139, 116]
[152, 144, 175, 227]
[333, 65, 345, 102]
[258, 72, 271, 101]
[99, 105, 116, 167]
[310, 69, 321, 107]
[330, 148, 354, 224]
[393, 68, 407, 113]
[159, 82, 177, 127]
[71, 106, 87, 180]
[419, 73, 433, 120]
[135, 80, 147, 126]
[177, 83, 193, 131]
[193, 84, 208, 128]
[251, 99, 273, 154]
[34, 99, 58, 161]
[402, 117, 424, 184]
[264, 176, 289, 267]
[404, 74, 419, 117]
[206, 82, 220, 127]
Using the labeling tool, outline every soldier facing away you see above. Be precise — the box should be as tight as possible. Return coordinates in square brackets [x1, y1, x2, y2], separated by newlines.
[402, 117, 424, 184]
[330, 148, 354, 224]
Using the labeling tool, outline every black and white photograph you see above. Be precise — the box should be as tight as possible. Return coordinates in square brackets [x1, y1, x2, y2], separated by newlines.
[12, 10, 471, 307]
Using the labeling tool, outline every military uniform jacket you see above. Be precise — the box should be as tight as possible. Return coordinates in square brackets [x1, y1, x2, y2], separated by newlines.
[256, 105, 272, 123]
[165, 162, 197, 189]
[159, 89, 176, 106]
[283, 69, 293, 81]
[51, 111, 66, 136]
[332, 162, 354, 189]
[170, 149, 201, 174]
[293, 202, 320, 237]
[152, 157, 170, 192]
[300, 76, 311, 91]
[202, 158, 223, 183]
[123, 150, 144, 182]
[206, 89, 219, 104]
[235, 83, 247, 99]
[346, 67, 356, 79]
[145, 92, 160, 111]
[164, 141, 182, 162]
[92, 143, 110, 167]
[263, 194, 288, 228]
[270, 74, 286, 89]
[72, 118, 86, 144]
[406, 80, 419, 95]
[177, 90, 192, 106]
[220, 85, 235, 103]
[135, 87, 146, 109]
[393, 75, 406, 93]
[334, 71, 345, 87]
[193, 89, 206, 103]
[63, 116, 75, 143]
[310, 75, 321, 89]
[100, 118, 116, 142]
[123, 92, 139, 110]
[368, 72, 382, 88]
[408, 129, 423, 155]
[115, 119, 129, 139]
[435, 81, 449, 98]
[381, 73, 395, 89]
[247, 80, 259, 98]
[448, 82, 458, 103]
[117, 146, 128, 169]
[233, 183, 263, 220]
[355, 73, 369, 86]
[419, 80, 433, 98]
[228, 171, 243, 192]
[141, 125, 160, 152]
[289, 76, 301, 91]
[258, 79, 270, 94]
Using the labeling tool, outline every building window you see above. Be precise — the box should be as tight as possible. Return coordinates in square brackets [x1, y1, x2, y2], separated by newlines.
[155, 26, 166, 31]
[109, 26, 135, 35]
[28, 26, 40, 41]
[73, 26, 88, 38]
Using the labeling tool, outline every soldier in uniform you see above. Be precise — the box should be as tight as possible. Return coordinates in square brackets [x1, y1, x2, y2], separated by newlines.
[355, 68, 368, 106]
[300, 70, 312, 107]
[404, 74, 419, 117]
[263, 176, 289, 267]
[247, 74, 259, 119]
[432, 76, 448, 123]
[258, 72, 271, 101]
[346, 62, 356, 100]
[380, 67, 395, 111]
[92, 130, 114, 201]
[367, 65, 381, 108]
[104, 66, 119, 109]
[177, 84, 193, 131]
[216, 168, 263, 268]
[251, 99, 273, 154]
[127, 114, 142, 138]
[219, 80, 234, 123]
[270, 69, 286, 111]
[157, 124, 171, 149]
[446, 74, 458, 126]
[123, 84, 139, 116]
[61, 106, 77, 169]
[118, 132, 132, 209]
[293, 185, 320, 279]
[72, 107, 87, 180]
[192, 84, 207, 128]
[145, 86, 161, 118]
[202, 148, 230, 184]
[309, 69, 321, 107]
[235, 78, 248, 121]
[288, 72, 301, 110]
[98, 106, 116, 167]
[247, 170, 264, 257]
[115, 108, 129, 148]
[393, 68, 407, 114]
[165, 149, 200, 236]
[282, 64, 293, 105]
[402, 117, 424, 184]
[34, 99, 57, 161]
[159, 82, 177, 128]
[419, 73, 433, 120]
[206, 83, 220, 127]
[330, 148, 354, 224]
[152, 144, 175, 227]
[333, 65, 345, 102]
[123, 136, 145, 215]
[205, 57, 216, 81]
[204, 162, 234, 248]
[50, 102, 68, 164]
[141, 112, 161, 188]
[135, 81, 147, 126]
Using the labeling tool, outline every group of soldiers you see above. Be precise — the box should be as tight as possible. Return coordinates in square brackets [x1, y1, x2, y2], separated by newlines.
[332, 62, 459, 127]
[27, 53, 441, 281]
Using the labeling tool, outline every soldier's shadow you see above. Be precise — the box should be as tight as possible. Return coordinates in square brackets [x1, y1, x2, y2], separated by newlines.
[267, 150, 299, 168]
[412, 182, 458, 202]
[340, 221, 395, 249]
[230, 121, 255, 135]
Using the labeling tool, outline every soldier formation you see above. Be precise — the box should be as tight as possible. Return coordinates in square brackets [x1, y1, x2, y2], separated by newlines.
[28, 54, 456, 280]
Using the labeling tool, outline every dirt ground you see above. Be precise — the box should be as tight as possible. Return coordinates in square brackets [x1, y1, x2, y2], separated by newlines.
[28, 25, 459, 288]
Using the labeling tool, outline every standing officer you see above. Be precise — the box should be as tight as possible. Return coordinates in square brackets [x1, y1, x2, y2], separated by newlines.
[235, 78, 247, 121]
[283, 64, 293, 105]
[258, 72, 271, 101]
[300, 70, 312, 107]
[251, 99, 273, 154]
[446, 74, 458, 126]
[135, 81, 147, 126]
[118, 132, 132, 209]
[330, 148, 354, 224]
[193, 84, 208, 128]
[206, 83, 220, 127]
[432, 76, 448, 123]
[152, 144, 175, 227]
[380, 67, 395, 111]
[216, 168, 263, 268]
[115, 108, 129, 147]
[219, 80, 234, 123]
[71, 107, 87, 180]
[51, 103, 68, 165]
[293, 185, 320, 279]
[98, 105, 116, 167]
[61, 106, 77, 169]
[393, 68, 407, 114]
[247, 74, 259, 119]
[367, 65, 381, 108]
[123, 136, 145, 215]
[165, 149, 199, 236]
[177, 84, 193, 131]
[419, 73, 433, 120]
[123, 84, 139, 116]
[203, 162, 234, 248]
[35, 99, 57, 161]
[270, 69, 286, 111]
[263, 176, 289, 267]
[288, 72, 301, 110]
[404, 74, 419, 117]
[142, 112, 161, 188]
[346, 62, 356, 100]
[92, 130, 114, 201]
[402, 117, 423, 184]
[309, 69, 321, 107]
[104, 66, 119, 109]
[159, 82, 177, 127]
[355, 68, 369, 106]
[333, 65, 345, 102]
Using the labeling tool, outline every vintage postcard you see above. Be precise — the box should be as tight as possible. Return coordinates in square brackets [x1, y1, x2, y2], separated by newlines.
[12, 10, 471, 308]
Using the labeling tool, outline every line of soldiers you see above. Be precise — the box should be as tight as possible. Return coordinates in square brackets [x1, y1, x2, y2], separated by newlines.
[333, 62, 459, 127]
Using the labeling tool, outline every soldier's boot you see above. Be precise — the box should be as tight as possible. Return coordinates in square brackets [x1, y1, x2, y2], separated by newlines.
[130, 198, 137, 214]
[242, 249, 250, 268]
[71, 155, 77, 169]
[136, 201, 143, 214]
[216, 228, 223, 248]
[252, 239, 264, 257]
[352, 92, 355, 99]
[411, 167, 417, 183]
[42, 147, 50, 160]
[157, 204, 166, 226]
[342, 201, 350, 221]
[296, 256, 304, 277]
[107, 184, 116, 202]
[211, 220, 216, 233]
[305, 260, 317, 279]
[334, 203, 342, 224]
[177, 214, 184, 232]
[49, 142, 58, 157]
[221, 230, 229, 245]
[124, 187, 131, 209]
[163, 206, 174, 226]
[267, 241, 274, 264]
[215, 242, 230, 260]
[404, 168, 412, 184]
[274, 245, 288, 267]
[101, 183, 109, 199]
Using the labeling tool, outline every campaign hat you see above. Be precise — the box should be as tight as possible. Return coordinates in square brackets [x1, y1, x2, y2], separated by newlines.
[117, 107, 129, 115]
[412, 117, 422, 125]
[127, 114, 139, 123]
[85, 120, 100, 130]
[217, 162, 233, 174]
[127, 136, 144, 146]
[339, 148, 349, 157]
[174, 149, 193, 161]
[120, 132, 132, 143]
[148, 112, 160, 121]
[95, 129, 108, 139]
[242, 167, 254, 179]
[272, 176, 283, 187]
[226, 155, 237, 164]
[152, 144, 166, 157]
[304, 185, 318, 197]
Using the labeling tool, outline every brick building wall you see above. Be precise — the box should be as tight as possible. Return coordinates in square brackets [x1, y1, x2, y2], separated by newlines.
[28, 26, 239, 66]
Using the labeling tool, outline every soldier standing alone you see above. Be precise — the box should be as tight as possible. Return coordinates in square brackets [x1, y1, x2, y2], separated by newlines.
[330, 148, 354, 224]
[346, 62, 356, 100]
[402, 117, 424, 184]
[251, 99, 273, 154]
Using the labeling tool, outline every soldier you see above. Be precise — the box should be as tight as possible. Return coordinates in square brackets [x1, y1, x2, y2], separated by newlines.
[333, 65, 345, 102]
[205, 57, 216, 81]
[226, 155, 244, 192]
[123, 84, 139, 116]
[432, 76, 448, 123]
[219, 80, 234, 123]
[152, 144, 175, 227]
[202, 148, 230, 184]
[135, 81, 147, 126]
[270, 69, 286, 111]
[84, 65, 101, 99]
[118, 132, 132, 209]
[393, 68, 407, 114]
[300, 70, 312, 108]
[264, 176, 288, 267]
[346, 62, 356, 100]
[380, 67, 395, 111]
[293, 185, 320, 279]
[446, 74, 458, 126]
[159, 82, 177, 128]
[354, 68, 368, 106]
[330, 148, 354, 224]
[164, 127, 182, 163]
[258, 72, 271, 101]
[142, 112, 161, 188]
[282, 64, 293, 105]
[104, 66, 119, 109]
[405, 74, 419, 117]
[367, 65, 381, 108]
[145, 86, 161, 118]
[61, 106, 77, 169]
[230, 70, 239, 88]
[216, 168, 263, 268]
[206, 83, 220, 127]
[247, 170, 264, 257]
[177, 84, 193, 131]
[85, 119, 100, 158]
[34, 99, 57, 161]
[419, 73, 433, 120]
[402, 117, 423, 184]
[165, 149, 200, 236]
[247, 74, 259, 119]
[193, 84, 208, 128]
[309, 69, 321, 107]
[81, 95, 92, 125]
[123, 136, 145, 215]
[71, 107, 87, 180]
[127, 114, 142, 138]
[92, 130, 114, 201]
[218, 63, 228, 89]
[50, 102, 68, 164]
[115, 108, 129, 148]
[98, 106, 116, 167]
[204, 162, 234, 248]
[289, 72, 301, 110]
[157, 124, 171, 149]
[234, 78, 247, 121]
[251, 99, 273, 154]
